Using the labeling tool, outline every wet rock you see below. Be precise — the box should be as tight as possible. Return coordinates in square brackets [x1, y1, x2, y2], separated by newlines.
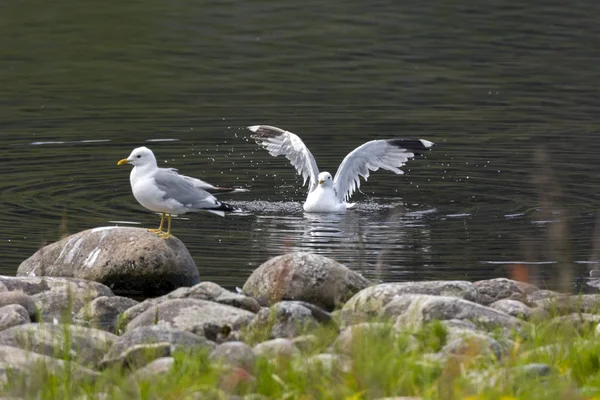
[0, 276, 113, 299]
[210, 341, 256, 371]
[0, 344, 100, 384]
[391, 294, 526, 332]
[342, 281, 479, 322]
[0, 291, 37, 321]
[121, 282, 260, 324]
[248, 301, 332, 338]
[489, 299, 533, 320]
[126, 299, 254, 341]
[0, 304, 30, 331]
[253, 338, 298, 359]
[473, 278, 538, 305]
[242, 252, 370, 311]
[16, 227, 200, 296]
[74, 295, 139, 333]
[101, 325, 214, 368]
[0, 323, 116, 368]
[129, 357, 174, 379]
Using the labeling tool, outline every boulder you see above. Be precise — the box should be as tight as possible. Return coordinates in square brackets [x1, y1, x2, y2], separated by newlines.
[125, 299, 254, 341]
[74, 295, 139, 333]
[129, 357, 174, 379]
[473, 278, 538, 305]
[441, 331, 505, 359]
[248, 301, 333, 338]
[0, 304, 30, 331]
[534, 294, 600, 314]
[390, 295, 526, 332]
[253, 338, 298, 359]
[242, 252, 370, 311]
[16, 227, 200, 296]
[0, 276, 113, 299]
[210, 341, 256, 371]
[32, 291, 84, 323]
[343, 281, 479, 322]
[101, 325, 214, 368]
[0, 344, 99, 385]
[0, 291, 37, 321]
[121, 282, 260, 324]
[333, 323, 415, 355]
[489, 299, 533, 320]
[0, 323, 116, 368]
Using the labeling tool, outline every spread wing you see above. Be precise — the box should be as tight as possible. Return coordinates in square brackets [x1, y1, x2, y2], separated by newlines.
[333, 138, 434, 202]
[248, 125, 320, 193]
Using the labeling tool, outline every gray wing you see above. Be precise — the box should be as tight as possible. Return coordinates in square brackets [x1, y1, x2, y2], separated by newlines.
[248, 125, 320, 193]
[165, 168, 248, 195]
[333, 138, 434, 202]
[153, 169, 222, 209]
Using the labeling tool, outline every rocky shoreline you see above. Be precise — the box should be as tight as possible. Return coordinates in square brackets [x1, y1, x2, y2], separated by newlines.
[1, 227, 599, 398]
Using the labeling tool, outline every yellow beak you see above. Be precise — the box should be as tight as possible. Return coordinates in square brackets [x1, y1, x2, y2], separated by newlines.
[117, 158, 129, 166]
[318, 179, 324, 184]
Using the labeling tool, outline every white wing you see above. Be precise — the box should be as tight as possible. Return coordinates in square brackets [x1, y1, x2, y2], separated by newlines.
[333, 138, 434, 202]
[248, 125, 320, 193]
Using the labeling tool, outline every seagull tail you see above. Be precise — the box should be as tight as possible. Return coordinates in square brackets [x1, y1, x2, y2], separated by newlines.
[206, 201, 242, 217]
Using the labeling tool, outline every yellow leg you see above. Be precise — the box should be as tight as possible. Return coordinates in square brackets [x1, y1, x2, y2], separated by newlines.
[158, 214, 172, 239]
[148, 213, 166, 233]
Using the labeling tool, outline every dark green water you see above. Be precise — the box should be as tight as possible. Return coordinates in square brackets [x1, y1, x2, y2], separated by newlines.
[2, 1, 600, 290]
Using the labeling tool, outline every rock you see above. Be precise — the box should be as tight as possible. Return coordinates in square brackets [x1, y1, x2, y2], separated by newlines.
[210, 341, 256, 371]
[0, 276, 113, 298]
[0, 344, 99, 384]
[533, 294, 600, 314]
[129, 357, 174, 379]
[0, 304, 30, 331]
[111, 342, 172, 370]
[526, 289, 565, 304]
[101, 326, 214, 368]
[16, 227, 200, 296]
[0, 291, 37, 321]
[125, 299, 254, 341]
[333, 323, 415, 355]
[253, 338, 298, 359]
[390, 295, 526, 332]
[121, 282, 260, 325]
[74, 295, 139, 333]
[0, 323, 116, 368]
[219, 367, 256, 393]
[342, 281, 479, 322]
[304, 353, 352, 373]
[549, 313, 600, 329]
[514, 363, 552, 377]
[489, 299, 533, 320]
[242, 252, 370, 311]
[291, 335, 320, 353]
[249, 301, 332, 339]
[441, 331, 505, 359]
[473, 278, 538, 305]
[32, 291, 84, 323]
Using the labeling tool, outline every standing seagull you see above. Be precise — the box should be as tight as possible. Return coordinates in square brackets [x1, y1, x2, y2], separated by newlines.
[117, 146, 240, 239]
[248, 125, 434, 213]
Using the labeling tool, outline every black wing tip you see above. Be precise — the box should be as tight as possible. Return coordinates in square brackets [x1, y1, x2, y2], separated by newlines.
[247, 125, 286, 141]
[387, 138, 435, 154]
[213, 201, 242, 213]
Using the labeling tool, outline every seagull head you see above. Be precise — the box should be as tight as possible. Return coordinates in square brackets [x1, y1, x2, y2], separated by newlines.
[318, 172, 333, 186]
[117, 146, 157, 168]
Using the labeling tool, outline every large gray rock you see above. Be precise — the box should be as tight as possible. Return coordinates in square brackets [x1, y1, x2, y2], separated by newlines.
[242, 252, 370, 311]
[489, 299, 533, 320]
[32, 291, 85, 323]
[0, 304, 30, 331]
[0, 276, 113, 299]
[16, 227, 200, 296]
[125, 299, 254, 341]
[210, 341, 256, 371]
[248, 301, 333, 339]
[441, 331, 505, 360]
[75, 295, 139, 333]
[342, 281, 479, 322]
[0, 323, 116, 368]
[130, 357, 174, 380]
[253, 338, 298, 359]
[473, 278, 538, 305]
[0, 345, 100, 385]
[533, 294, 600, 314]
[0, 291, 37, 321]
[101, 325, 214, 368]
[121, 282, 260, 324]
[390, 294, 526, 332]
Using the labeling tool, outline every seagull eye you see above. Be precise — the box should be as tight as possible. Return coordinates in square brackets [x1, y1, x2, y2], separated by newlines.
[137, 155, 142, 158]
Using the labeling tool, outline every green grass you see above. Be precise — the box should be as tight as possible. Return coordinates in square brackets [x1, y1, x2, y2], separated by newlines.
[4, 310, 600, 400]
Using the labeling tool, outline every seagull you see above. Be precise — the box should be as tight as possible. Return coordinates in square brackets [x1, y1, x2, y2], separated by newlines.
[248, 125, 434, 213]
[117, 146, 241, 238]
